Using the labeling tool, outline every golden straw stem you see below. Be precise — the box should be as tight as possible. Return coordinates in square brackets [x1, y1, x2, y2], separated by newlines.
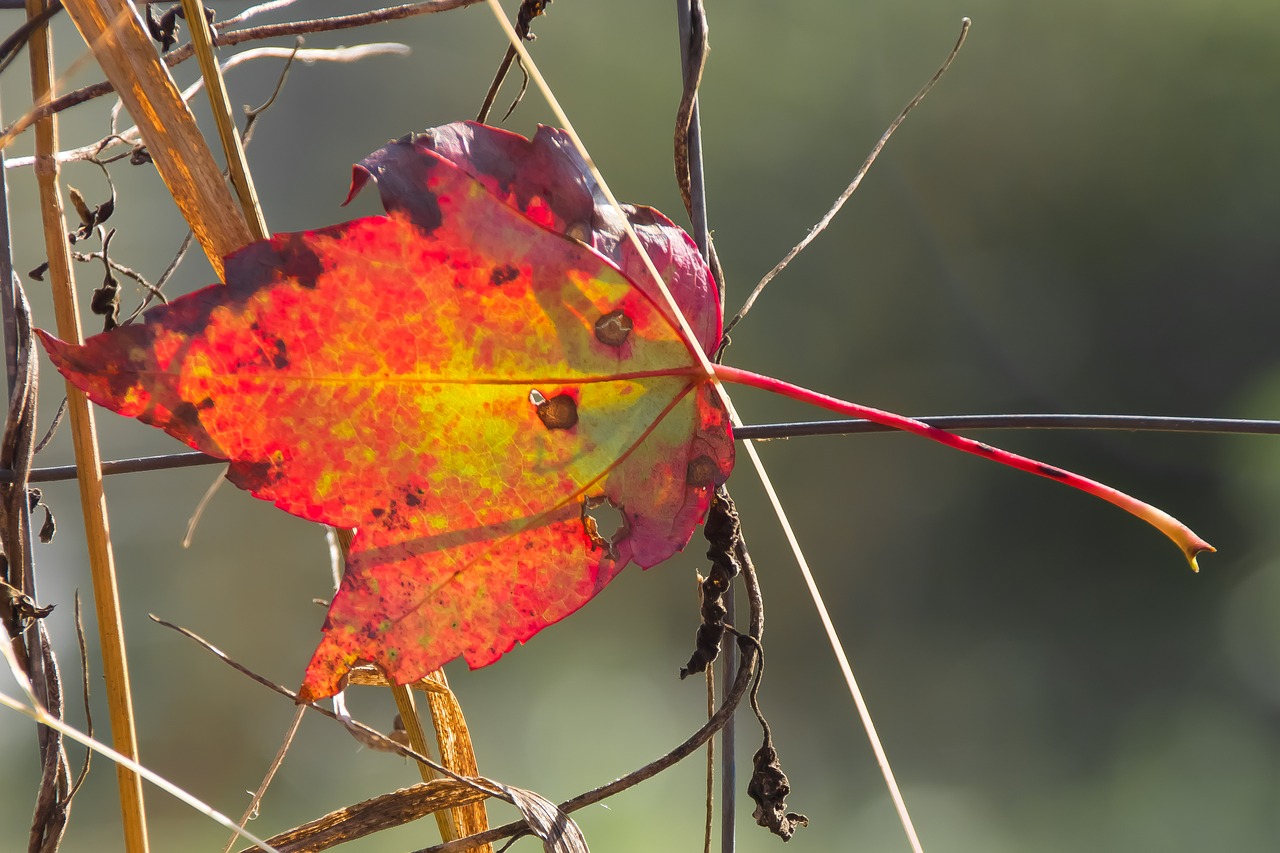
[24, 2, 150, 850]
[392, 684, 461, 841]
[179, 0, 268, 239]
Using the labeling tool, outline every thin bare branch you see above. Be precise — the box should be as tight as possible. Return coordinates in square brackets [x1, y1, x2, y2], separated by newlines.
[722, 18, 971, 338]
[2, 0, 481, 141]
[148, 615, 509, 803]
[7, 43, 412, 169]
[220, 706, 304, 853]
[222, 0, 299, 28]
[475, 0, 550, 123]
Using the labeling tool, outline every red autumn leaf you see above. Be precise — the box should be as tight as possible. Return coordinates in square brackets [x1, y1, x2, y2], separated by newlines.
[40, 125, 733, 701]
[39, 122, 1211, 702]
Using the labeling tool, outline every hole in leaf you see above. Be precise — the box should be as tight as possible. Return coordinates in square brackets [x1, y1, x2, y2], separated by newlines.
[534, 392, 578, 430]
[581, 495, 628, 559]
[594, 310, 633, 347]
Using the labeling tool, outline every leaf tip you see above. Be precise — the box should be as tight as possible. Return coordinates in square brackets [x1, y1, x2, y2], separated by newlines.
[33, 328, 75, 374]
[1183, 538, 1215, 573]
[33, 327, 59, 350]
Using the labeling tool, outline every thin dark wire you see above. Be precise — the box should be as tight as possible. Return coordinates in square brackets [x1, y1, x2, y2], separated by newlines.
[733, 414, 1280, 441]
[7, 415, 1280, 484]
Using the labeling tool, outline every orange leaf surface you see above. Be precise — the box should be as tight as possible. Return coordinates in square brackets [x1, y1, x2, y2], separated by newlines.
[40, 124, 734, 701]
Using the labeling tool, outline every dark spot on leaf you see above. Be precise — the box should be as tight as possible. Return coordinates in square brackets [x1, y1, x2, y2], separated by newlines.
[227, 459, 283, 493]
[594, 310, 633, 347]
[686, 454, 724, 486]
[404, 492, 421, 507]
[581, 495, 628, 559]
[536, 394, 578, 430]
[196, 397, 215, 410]
[272, 339, 289, 369]
[1037, 463, 1067, 480]
[170, 400, 201, 428]
[277, 232, 324, 289]
[370, 507, 385, 519]
[490, 264, 520, 286]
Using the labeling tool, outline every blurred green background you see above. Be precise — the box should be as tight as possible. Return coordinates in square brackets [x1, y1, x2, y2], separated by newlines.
[2, 0, 1279, 850]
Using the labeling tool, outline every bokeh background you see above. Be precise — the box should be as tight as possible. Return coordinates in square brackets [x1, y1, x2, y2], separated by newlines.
[2, 0, 1280, 850]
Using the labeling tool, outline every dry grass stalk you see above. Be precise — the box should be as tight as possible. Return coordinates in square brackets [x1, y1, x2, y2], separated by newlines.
[235, 779, 490, 853]
[24, 1, 151, 851]
[179, 0, 268, 239]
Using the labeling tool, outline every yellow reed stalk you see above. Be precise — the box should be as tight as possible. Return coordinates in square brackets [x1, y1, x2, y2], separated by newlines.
[178, 0, 267, 239]
[24, 2, 150, 850]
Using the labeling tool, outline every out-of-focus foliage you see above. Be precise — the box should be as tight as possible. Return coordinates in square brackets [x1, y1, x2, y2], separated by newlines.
[1, 1, 1278, 850]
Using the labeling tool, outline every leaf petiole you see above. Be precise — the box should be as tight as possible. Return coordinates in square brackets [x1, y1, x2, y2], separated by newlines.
[711, 364, 1214, 570]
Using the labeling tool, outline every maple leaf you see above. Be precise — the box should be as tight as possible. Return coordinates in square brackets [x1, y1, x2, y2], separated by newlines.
[39, 122, 1211, 702]
[40, 124, 733, 701]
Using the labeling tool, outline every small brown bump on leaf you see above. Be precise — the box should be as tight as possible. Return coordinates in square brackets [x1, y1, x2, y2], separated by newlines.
[490, 263, 520, 286]
[686, 454, 722, 486]
[536, 393, 578, 430]
[594, 310, 633, 347]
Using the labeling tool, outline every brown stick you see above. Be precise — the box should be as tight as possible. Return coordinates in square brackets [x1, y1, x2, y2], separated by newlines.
[24, 2, 150, 850]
